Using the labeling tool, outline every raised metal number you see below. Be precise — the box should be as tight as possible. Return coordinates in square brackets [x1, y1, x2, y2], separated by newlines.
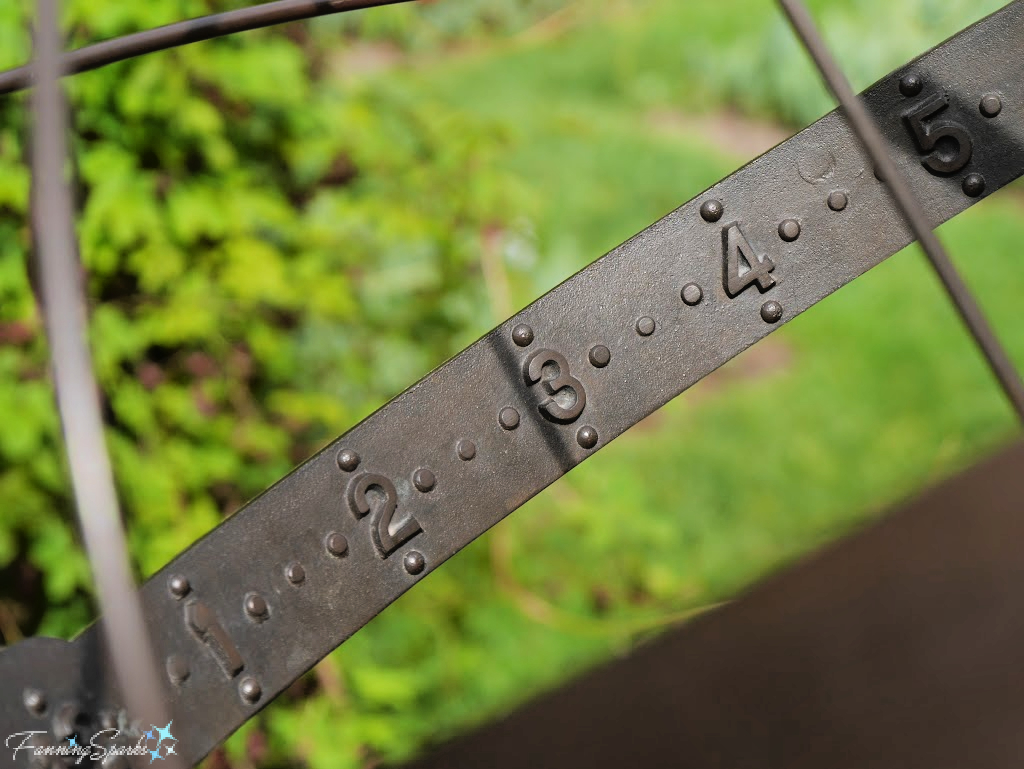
[903, 92, 973, 175]
[524, 349, 587, 424]
[347, 472, 422, 557]
[185, 599, 245, 679]
[723, 223, 776, 297]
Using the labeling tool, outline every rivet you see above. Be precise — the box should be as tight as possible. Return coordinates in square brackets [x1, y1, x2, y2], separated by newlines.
[166, 655, 190, 685]
[635, 317, 656, 337]
[168, 575, 190, 600]
[53, 702, 85, 741]
[326, 532, 349, 558]
[588, 345, 611, 368]
[700, 199, 724, 222]
[336, 449, 360, 472]
[761, 301, 784, 324]
[512, 324, 534, 347]
[827, 190, 848, 212]
[413, 468, 436, 493]
[498, 407, 520, 431]
[23, 688, 46, 716]
[778, 219, 801, 242]
[457, 439, 477, 461]
[285, 562, 306, 585]
[962, 173, 986, 198]
[404, 551, 426, 575]
[980, 93, 1002, 118]
[899, 73, 923, 97]
[239, 677, 261, 704]
[244, 593, 269, 620]
[576, 426, 599, 450]
[680, 283, 703, 306]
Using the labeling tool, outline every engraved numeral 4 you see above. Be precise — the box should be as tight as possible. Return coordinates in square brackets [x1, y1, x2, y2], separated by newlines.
[723, 223, 776, 298]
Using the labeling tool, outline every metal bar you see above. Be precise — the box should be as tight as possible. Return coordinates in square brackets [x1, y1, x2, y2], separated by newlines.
[777, 0, 1024, 424]
[3, 2, 1023, 765]
[29, 0, 180, 758]
[0, 0, 416, 96]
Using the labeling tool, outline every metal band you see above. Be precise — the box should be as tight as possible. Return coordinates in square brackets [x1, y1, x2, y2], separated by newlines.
[3, 2, 1023, 765]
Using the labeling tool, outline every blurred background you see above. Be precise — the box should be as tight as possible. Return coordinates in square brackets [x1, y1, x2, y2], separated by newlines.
[0, 0, 1019, 766]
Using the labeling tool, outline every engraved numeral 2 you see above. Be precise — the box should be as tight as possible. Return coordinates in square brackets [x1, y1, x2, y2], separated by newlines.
[347, 473, 422, 557]
[524, 349, 587, 424]
[904, 93, 973, 175]
[723, 223, 776, 298]
[185, 599, 245, 679]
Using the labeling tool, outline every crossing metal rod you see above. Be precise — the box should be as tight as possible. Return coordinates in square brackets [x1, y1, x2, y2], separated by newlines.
[31, 0, 181, 758]
[1, 0, 416, 95]
[777, 0, 1024, 425]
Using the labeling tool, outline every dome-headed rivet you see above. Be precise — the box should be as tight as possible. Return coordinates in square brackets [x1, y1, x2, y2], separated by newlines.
[512, 324, 535, 347]
[336, 449, 360, 472]
[899, 73, 923, 97]
[576, 426, 599, 450]
[681, 284, 703, 306]
[404, 551, 426, 575]
[413, 468, 436, 493]
[326, 533, 349, 558]
[980, 93, 1003, 118]
[457, 440, 476, 461]
[588, 345, 611, 368]
[285, 562, 305, 585]
[962, 173, 986, 198]
[700, 199, 724, 222]
[761, 301, 784, 324]
[168, 575, 190, 600]
[23, 688, 46, 716]
[239, 677, 261, 704]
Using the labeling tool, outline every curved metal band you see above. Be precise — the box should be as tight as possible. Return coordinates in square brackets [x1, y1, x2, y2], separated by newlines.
[0, 0, 415, 95]
[2, 3, 1023, 766]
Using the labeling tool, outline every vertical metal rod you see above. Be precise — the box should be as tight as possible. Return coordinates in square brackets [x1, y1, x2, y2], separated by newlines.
[777, 0, 1024, 424]
[30, 0, 179, 754]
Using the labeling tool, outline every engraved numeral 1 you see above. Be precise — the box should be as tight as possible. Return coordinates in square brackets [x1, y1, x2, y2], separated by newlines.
[347, 473, 422, 557]
[723, 223, 776, 297]
[185, 599, 245, 679]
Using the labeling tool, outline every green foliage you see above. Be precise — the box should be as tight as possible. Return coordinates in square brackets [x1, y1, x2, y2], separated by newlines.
[1, 1, 1021, 768]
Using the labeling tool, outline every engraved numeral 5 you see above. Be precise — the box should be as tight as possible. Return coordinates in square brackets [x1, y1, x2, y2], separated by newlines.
[904, 93, 973, 175]
[723, 224, 775, 298]
[524, 349, 587, 424]
[347, 473, 422, 557]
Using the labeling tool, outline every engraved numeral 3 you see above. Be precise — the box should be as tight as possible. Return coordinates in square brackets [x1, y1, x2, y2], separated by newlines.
[524, 349, 587, 424]
[904, 93, 973, 175]
[723, 224, 776, 297]
[347, 473, 422, 557]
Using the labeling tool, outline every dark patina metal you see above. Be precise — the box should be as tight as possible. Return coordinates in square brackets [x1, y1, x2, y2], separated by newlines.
[3, 3, 1024, 766]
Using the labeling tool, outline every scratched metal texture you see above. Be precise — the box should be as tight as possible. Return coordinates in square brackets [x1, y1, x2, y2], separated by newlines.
[2, 2, 1023, 766]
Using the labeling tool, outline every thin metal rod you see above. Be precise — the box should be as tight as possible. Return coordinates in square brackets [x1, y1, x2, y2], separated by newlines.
[777, 0, 1024, 424]
[31, 0, 180, 754]
[3, 0, 415, 95]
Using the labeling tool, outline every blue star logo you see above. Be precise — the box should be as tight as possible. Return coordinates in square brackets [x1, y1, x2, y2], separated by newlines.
[67, 736, 77, 747]
[155, 722, 174, 743]
[149, 748, 164, 763]
[144, 730, 155, 741]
